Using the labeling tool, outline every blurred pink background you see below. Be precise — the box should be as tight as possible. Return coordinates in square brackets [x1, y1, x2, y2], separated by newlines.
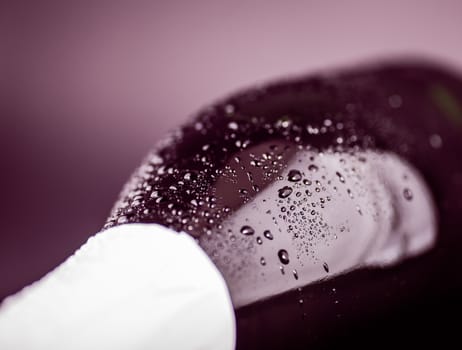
[1, 0, 462, 299]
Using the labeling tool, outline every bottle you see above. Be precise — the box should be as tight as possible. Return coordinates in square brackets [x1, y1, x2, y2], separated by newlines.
[104, 61, 462, 349]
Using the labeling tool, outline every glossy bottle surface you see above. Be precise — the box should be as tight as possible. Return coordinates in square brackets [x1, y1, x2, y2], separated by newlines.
[106, 62, 462, 348]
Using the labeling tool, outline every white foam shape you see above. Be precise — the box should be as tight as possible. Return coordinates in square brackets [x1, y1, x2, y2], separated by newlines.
[0, 224, 236, 350]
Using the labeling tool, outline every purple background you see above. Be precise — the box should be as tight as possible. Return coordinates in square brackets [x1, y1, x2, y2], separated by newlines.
[1, 0, 462, 300]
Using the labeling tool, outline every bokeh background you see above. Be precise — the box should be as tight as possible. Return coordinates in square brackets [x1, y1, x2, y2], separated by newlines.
[1, 0, 462, 300]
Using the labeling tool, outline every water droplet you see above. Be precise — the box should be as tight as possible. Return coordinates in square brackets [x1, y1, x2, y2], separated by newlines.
[335, 171, 345, 183]
[224, 104, 235, 114]
[240, 225, 255, 235]
[239, 188, 249, 195]
[278, 249, 290, 264]
[263, 230, 274, 240]
[308, 164, 318, 172]
[429, 134, 443, 149]
[278, 186, 293, 198]
[323, 262, 329, 273]
[227, 121, 238, 130]
[260, 257, 266, 266]
[403, 188, 413, 201]
[117, 216, 128, 224]
[256, 236, 263, 245]
[303, 179, 312, 186]
[288, 169, 302, 182]
[293, 269, 299, 280]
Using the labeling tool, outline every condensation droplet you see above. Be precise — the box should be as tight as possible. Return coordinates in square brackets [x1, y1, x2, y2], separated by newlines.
[260, 257, 266, 266]
[323, 262, 329, 273]
[263, 230, 274, 240]
[239, 188, 249, 195]
[240, 225, 255, 235]
[278, 186, 293, 198]
[336, 171, 345, 183]
[403, 188, 413, 201]
[308, 164, 318, 172]
[225, 104, 235, 114]
[429, 134, 443, 149]
[288, 169, 302, 182]
[227, 121, 238, 130]
[278, 249, 290, 265]
[293, 269, 299, 280]
[117, 216, 128, 224]
[256, 236, 263, 245]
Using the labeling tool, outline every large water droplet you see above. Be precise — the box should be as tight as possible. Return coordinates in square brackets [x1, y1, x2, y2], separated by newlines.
[263, 230, 274, 240]
[278, 186, 293, 198]
[288, 169, 302, 182]
[278, 249, 290, 264]
[240, 225, 255, 236]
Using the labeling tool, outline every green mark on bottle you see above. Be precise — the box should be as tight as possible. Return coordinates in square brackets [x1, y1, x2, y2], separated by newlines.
[429, 84, 462, 126]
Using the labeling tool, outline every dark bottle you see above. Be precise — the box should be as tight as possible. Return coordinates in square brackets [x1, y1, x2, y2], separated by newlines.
[105, 61, 462, 349]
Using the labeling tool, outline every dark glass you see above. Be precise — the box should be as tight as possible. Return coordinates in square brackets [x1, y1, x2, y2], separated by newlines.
[105, 61, 462, 349]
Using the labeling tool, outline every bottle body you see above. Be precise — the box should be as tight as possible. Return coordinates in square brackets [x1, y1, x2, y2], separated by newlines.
[106, 62, 462, 348]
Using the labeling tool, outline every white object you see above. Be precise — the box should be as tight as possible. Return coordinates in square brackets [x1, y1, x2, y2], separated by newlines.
[0, 224, 236, 350]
